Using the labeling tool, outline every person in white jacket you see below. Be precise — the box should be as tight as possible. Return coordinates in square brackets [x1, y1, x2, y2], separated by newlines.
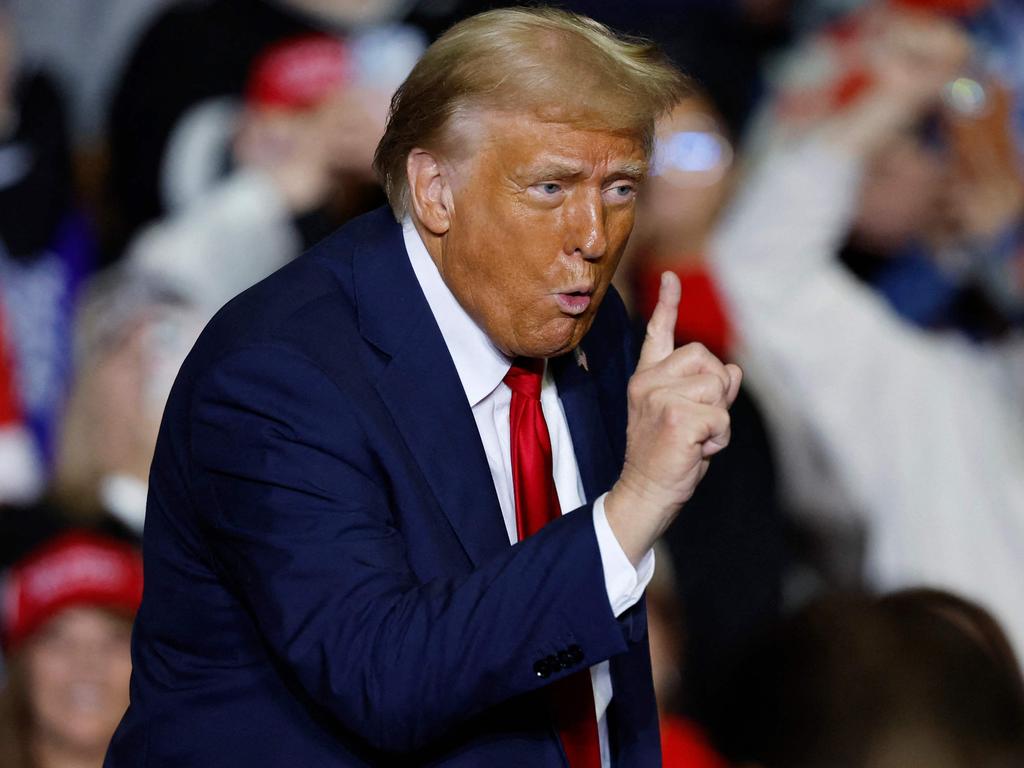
[713, 7, 1024, 661]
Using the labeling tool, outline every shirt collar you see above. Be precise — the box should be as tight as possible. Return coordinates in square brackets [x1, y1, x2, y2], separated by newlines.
[403, 217, 512, 407]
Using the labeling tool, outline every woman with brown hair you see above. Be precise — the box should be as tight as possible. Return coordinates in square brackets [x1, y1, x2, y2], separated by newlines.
[0, 532, 141, 768]
[723, 588, 1024, 768]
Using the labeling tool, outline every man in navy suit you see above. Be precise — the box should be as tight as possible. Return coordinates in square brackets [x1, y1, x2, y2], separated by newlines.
[106, 8, 741, 766]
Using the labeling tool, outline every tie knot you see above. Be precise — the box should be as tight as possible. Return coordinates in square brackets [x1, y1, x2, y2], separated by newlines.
[503, 357, 544, 400]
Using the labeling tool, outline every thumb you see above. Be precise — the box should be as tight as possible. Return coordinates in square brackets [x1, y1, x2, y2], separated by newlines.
[637, 271, 680, 371]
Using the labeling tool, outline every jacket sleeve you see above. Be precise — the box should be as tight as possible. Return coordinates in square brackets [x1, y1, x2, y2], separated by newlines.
[187, 341, 634, 753]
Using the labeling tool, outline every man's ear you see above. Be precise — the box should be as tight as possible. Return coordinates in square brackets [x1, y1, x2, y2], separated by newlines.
[407, 149, 454, 236]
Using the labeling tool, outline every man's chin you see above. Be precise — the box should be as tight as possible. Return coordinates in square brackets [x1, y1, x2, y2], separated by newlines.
[517, 318, 592, 360]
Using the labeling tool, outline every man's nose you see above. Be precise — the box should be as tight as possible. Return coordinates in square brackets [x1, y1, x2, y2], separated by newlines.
[564, 192, 608, 261]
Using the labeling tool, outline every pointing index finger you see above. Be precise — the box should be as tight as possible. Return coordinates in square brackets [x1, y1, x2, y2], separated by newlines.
[637, 271, 680, 371]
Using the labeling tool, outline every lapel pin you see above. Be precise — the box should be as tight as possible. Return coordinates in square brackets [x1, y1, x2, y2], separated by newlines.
[574, 346, 589, 372]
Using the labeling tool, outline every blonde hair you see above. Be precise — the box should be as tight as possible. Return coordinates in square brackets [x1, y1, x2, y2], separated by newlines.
[373, 6, 688, 219]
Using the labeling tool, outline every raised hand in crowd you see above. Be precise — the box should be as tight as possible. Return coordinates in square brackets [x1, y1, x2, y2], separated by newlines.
[828, 5, 970, 155]
[942, 81, 1024, 243]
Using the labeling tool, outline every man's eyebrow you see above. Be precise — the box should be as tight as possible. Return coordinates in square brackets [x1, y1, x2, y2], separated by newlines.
[608, 161, 648, 181]
[519, 160, 586, 180]
[518, 160, 649, 182]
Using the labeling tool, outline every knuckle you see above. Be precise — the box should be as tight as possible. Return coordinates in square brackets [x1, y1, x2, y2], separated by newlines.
[627, 376, 648, 401]
[689, 374, 724, 405]
[661, 399, 690, 429]
[693, 343, 716, 364]
[645, 318, 668, 340]
[708, 375, 727, 401]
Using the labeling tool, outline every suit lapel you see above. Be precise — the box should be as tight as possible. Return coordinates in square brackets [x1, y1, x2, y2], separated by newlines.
[353, 211, 509, 567]
[551, 352, 619, 502]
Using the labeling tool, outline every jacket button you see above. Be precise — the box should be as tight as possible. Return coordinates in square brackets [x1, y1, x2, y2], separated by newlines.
[568, 645, 584, 664]
[534, 659, 552, 679]
[557, 650, 574, 669]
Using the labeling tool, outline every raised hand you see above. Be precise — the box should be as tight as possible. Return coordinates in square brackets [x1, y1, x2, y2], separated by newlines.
[605, 271, 741, 565]
[829, 8, 971, 156]
[942, 81, 1024, 243]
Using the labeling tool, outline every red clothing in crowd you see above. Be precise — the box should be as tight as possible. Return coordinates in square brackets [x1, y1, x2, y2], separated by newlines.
[0, 304, 22, 428]
[660, 714, 728, 768]
[635, 261, 733, 358]
[0, 295, 42, 504]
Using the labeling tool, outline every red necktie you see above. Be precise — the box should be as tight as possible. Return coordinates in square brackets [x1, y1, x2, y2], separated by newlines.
[504, 357, 602, 768]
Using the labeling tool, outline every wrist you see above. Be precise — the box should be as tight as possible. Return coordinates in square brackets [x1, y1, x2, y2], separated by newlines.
[604, 477, 677, 567]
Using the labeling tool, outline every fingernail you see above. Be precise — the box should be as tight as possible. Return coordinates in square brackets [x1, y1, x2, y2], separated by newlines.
[661, 272, 670, 288]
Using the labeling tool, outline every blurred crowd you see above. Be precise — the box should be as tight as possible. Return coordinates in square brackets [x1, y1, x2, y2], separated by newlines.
[2, 0, 1024, 766]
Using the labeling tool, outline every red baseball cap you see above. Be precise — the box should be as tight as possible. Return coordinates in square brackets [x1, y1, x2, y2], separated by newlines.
[245, 35, 352, 111]
[2, 532, 143, 652]
[888, 0, 989, 15]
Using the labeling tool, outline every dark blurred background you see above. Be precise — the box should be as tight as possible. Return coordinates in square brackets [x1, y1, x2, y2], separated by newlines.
[1, 1, 1024, 766]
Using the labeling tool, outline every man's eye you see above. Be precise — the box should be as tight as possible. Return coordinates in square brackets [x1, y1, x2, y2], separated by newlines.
[539, 183, 562, 195]
[606, 183, 636, 201]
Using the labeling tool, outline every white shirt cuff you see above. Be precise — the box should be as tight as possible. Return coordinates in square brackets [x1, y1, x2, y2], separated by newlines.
[592, 492, 655, 617]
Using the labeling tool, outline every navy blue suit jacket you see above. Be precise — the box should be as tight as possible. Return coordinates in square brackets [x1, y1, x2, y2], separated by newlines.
[105, 207, 660, 766]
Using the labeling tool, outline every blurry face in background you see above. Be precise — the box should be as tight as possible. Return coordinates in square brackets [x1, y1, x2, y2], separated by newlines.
[433, 111, 646, 358]
[852, 132, 947, 252]
[636, 97, 735, 255]
[23, 606, 133, 758]
[235, 89, 388, 194]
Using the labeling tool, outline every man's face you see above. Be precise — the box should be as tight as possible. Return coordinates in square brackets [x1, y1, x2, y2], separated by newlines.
[435, 111, 646, 359]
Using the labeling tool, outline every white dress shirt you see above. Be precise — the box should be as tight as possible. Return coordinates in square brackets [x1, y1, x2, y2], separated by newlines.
[403, 219, 654, 767]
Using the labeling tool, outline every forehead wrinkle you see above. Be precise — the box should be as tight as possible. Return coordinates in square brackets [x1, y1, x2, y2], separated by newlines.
[457, 109, 649, 189]
[517, 158, 588, 181]
[516, 153, 646, 183]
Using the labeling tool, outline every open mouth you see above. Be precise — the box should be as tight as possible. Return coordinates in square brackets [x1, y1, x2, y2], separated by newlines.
[556, 291, 592, 315]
